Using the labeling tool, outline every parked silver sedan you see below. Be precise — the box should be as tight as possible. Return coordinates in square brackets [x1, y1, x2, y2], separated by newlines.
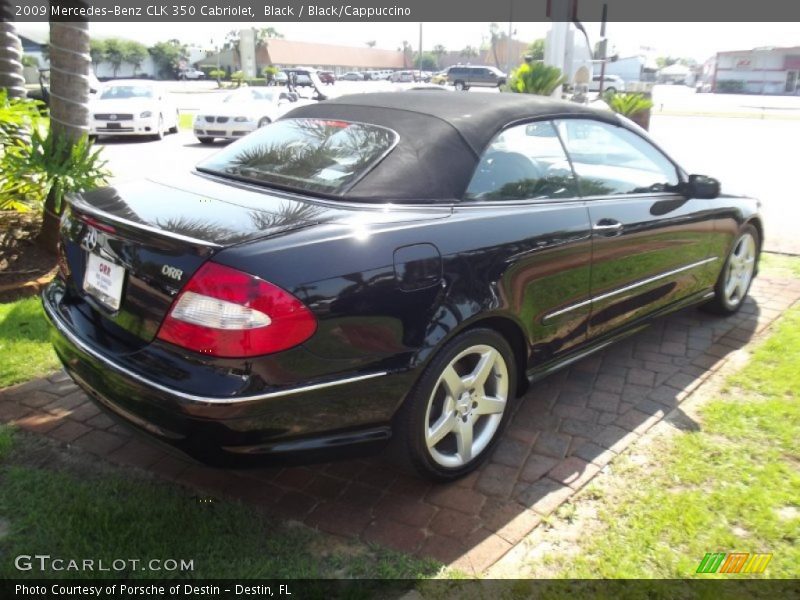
[193, 88, 307, 144]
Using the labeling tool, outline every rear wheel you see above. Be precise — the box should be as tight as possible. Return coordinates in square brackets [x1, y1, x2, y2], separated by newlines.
[394, 328, 516, 481]
[702, 224, 759, 315]
[197, 136, 214, 144]
[257, 117, 271, 128]
[454, 81, 466, 91]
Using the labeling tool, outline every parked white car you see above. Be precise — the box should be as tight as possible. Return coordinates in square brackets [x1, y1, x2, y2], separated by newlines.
[193, 88, 309, 144]
[588, 74, 626, 94]
[179, 68, 206, 80]
[89, 81, 178, 140]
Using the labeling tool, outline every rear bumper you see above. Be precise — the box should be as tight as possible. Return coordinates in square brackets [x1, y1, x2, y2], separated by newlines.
[42, 285, 407, 466]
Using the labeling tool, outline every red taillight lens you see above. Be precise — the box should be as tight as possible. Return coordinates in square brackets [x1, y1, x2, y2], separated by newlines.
[156, 262, 317, 358]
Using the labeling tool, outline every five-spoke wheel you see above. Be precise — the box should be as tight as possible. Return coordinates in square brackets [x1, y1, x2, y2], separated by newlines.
[704, 224, 760, 315]
[394, 328, 516, 480]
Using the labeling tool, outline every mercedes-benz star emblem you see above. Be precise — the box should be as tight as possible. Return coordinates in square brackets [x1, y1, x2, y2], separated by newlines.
[109, 115, 117, 121]
[80, 227, 98, 252]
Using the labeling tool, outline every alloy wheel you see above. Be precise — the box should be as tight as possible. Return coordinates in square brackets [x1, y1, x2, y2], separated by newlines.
[424, 344, 509, 468]
[724, 232, 756, 307]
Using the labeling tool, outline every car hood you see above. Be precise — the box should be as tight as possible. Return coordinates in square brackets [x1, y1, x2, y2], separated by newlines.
[90, 98, 156, 113]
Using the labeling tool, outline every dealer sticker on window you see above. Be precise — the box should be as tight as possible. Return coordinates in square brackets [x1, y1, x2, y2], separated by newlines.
[83, 253, 125, 311]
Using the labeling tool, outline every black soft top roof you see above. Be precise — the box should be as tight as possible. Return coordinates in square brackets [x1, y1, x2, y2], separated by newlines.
[283, 92, 621, 202]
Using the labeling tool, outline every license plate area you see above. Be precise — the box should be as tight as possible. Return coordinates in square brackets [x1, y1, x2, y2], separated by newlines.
[83, 253, 125, 311]
[106, 122, 121, 129]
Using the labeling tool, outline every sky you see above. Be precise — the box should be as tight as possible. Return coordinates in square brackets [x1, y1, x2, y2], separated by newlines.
[17, 22, 800, 62]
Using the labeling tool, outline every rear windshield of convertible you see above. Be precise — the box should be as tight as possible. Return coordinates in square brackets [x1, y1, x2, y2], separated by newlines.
[196, 118, 398, 195]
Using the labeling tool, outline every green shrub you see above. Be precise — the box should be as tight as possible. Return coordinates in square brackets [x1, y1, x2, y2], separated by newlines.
[245, 78, 266, 87]
[602, 91, 654, 117]
[506, 62, 566, 96]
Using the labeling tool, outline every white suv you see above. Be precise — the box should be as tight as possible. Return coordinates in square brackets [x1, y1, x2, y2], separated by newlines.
[588, 74, 625, 94]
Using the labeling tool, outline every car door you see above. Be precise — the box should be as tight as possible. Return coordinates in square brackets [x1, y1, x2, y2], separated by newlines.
[458, 120, 593, 367]
[555, 118, 717, 339]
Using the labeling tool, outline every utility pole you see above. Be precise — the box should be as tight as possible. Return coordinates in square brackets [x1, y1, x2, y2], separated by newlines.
[418, 22, 423, 81]
[598, 4, 609, 96]
[506, 1, 513, 76]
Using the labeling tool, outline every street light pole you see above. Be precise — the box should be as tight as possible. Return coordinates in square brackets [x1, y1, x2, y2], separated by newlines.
[418, 22, 423, 81]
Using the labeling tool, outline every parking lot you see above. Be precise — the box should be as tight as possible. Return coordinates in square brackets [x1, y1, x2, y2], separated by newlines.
[98, 82, 800, 255]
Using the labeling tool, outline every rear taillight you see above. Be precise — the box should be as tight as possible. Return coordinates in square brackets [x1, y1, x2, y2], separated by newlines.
[156, 262, 316, 358]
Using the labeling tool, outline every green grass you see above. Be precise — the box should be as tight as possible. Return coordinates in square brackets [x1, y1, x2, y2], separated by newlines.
[0, 296, 59, 388]
[760, 253, 800, 280]
[549, 306, 800, 578]
[0, 427, 439, 580]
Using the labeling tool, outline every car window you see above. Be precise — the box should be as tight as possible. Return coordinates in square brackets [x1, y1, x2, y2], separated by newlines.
[464, 121, 579, 201]
[197, 119, 398, 195]
[99, 85, 154, 100]
[555, 119, 680, 196]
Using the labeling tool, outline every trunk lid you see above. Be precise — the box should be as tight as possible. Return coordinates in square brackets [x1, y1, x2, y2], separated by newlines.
[59, 173, 342, 343]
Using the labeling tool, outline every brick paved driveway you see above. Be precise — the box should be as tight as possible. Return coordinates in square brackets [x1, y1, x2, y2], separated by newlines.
[2, 274, 799, 574]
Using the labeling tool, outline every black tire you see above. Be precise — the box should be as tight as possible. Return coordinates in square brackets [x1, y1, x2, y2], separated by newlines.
[168, 111, 179, 134]
[257, 117, 271, 128]
[605, 87, 617, 95]
[454, 81, 466, 91]
[702, 223, 760, 316]
[392, 328, 517, 481]
[197, 137, 215, 144]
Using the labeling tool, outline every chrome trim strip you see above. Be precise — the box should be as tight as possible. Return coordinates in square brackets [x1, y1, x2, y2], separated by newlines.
[43, 299, 388, 405]
[68, 196, 223, 249]
[543, 256, 719, 322]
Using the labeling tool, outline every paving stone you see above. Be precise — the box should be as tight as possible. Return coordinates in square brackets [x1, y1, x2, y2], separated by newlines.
[17, 391, 60, 409]
[0, 401, 31, 422]
[515, 477, 574, 516]
[519, 453, 559, 483]
[559, 418, 605, 439]
[428, 507, 482, 539]
[373, 496, 437, 528]
[271, 491, 318, 520]
[572, 442, 617, 467]
[419, 534, 465, 564]
[548, 457, 601, 490]
[532, 431, 571, 459]
[594, 374, 626, 394]
[363, 518, 426, 553]
[476, 463, 518, 498]
[587, 391, 620, 412]
[107, 439, 167, 470]
[273, 467, 316, 490]
[13, 411, 63, 434]
[426, 484, 486, 515]
[480, 499, 542, 545]
[454, 529, 514, 575]
[48, 420, 91, 443]
[66, 402, 101, 422]
[626, 368, 655, 387]
[552, 404, 598, 423]
[306, 501, 372, 537]
[490, 437, 530, 468]
[85, 413, 116, 430]
[338, 481, 385, 510]
[303, 474, 347, 501]
[43, 391, 88, 414]
[72, 429, 130, 457]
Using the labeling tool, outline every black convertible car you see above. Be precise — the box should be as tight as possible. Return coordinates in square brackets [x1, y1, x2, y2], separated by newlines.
[43, 92, 762, 480]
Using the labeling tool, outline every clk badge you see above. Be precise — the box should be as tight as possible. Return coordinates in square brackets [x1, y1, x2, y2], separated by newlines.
[80, 227, 98, 252]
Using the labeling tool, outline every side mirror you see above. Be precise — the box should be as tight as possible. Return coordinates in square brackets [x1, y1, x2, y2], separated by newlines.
[685, 174, 720, 199]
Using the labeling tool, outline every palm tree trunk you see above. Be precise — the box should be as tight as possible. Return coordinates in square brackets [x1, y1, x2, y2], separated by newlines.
[39, 17, 91, 254]
[0, 21, 26, 98]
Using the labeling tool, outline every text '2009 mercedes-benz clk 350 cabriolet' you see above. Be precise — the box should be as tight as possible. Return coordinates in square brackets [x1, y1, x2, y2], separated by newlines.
[44, 92, 762, 480]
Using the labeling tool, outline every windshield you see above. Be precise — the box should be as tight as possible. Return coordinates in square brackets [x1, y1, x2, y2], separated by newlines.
[197, 118, 398, 195]
[99, 85, 154, 100]
[223, 89, 277, 103]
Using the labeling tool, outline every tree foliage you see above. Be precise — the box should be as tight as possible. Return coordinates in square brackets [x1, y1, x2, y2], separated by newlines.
[149, 39, 188, 79]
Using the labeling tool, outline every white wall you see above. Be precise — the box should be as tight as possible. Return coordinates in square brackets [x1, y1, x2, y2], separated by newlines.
[94, 56, 157, 79]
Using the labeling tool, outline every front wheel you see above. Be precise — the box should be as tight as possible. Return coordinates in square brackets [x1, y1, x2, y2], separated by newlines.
[151, 115, 164, 141]
[702, 224, 759, 315]
[257, 117, 271, 128]
[454, 81, 465, 91]
[393, 328, 517, 481]
[197, 136, 214, 144]
[168, 111, 179, 134]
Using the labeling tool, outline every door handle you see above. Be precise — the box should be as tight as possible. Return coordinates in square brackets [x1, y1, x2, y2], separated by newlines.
[593, 219, 623, 235]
